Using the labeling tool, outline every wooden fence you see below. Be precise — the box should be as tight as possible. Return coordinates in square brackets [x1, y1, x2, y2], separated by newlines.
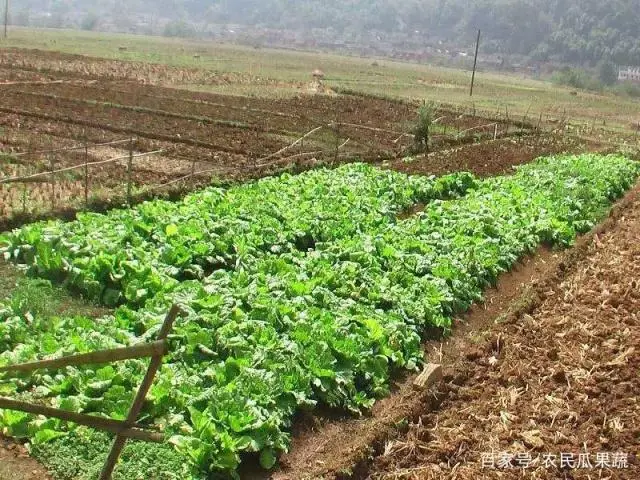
[0, 304, 183, 480]
[0, 137, 164, 209]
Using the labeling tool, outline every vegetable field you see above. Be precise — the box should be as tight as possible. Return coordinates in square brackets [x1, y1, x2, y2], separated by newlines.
[0, 154, 638, 478]
[0, 48, 543, 227]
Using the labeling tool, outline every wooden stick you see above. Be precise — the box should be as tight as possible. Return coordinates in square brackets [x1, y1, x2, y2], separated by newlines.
[84, 141, 89, 206]
[0, 397, 163, 443]
[335, 122, 410, 137]
[127, 137, 134, 205]
[255, 125, 326, 164]
[99, 305, 181, 480]
[14, 139, 131, 157]
[0, 150, 163, 185]
[458, 122, 498, 137]
[0, 340, 167, 375]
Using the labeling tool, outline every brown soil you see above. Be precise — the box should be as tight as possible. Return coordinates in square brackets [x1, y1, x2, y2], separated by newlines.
[0, 50, 542, 226]
[362, 183, 640, 480]
[264, 182, 640, 480]
[387, 135, 593, 178]
[0, 437, 50, 480]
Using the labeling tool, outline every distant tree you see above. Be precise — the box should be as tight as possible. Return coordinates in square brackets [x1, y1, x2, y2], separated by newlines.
[163, 20, 197, 38]
[598, 60, 618, 86]
[81, 13, 100, 31]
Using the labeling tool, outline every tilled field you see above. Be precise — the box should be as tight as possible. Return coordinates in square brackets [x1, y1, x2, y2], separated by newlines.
[0, 49, 534, 226]
[352, 184, 640, 480]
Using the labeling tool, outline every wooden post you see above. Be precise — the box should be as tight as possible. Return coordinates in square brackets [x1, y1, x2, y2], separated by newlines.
[49, 154, 55, 211]
[0, 397, 164, 443]
[3, 0, 8, 39]
[505, 106, 510, 135]
[0, 341, 167, 375]
[126, 138, 133, 205]
[22, 142, 30, 214]
[21, 181, 26, 214]
[334, 123, 340, 166]
[494, 123, 498, 140]
[98, 305, 182, 480]
[470, 29, 481, 97]
[84, 141, 89, 206]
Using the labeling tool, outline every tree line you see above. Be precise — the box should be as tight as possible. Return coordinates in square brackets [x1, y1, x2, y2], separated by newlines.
[10, 0, 640, 66]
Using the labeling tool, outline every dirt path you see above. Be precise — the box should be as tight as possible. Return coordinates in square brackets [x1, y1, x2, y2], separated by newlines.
[363, 184, 640, 479]
[0, 437, 50, 480]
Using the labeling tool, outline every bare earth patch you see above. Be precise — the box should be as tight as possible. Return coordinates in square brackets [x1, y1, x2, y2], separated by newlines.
[365, 184, 640, 479]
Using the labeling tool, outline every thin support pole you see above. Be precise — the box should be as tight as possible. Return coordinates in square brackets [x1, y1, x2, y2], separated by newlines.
[126, 138, 133, 205]
[470, 29, 481, 97]
[49, 155, 55, 211]
[505, 106, 510, 135]
[21, 182, 26, 214]
[84, 141, 89, 206]
[3, 0, 8, 39]
[334, 127, 339, 165]
[98, 305, 182, 480]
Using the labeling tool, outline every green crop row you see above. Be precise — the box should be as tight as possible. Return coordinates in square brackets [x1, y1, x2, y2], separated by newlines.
[1, 164, 475, 307]
[0, 154, 637, 479]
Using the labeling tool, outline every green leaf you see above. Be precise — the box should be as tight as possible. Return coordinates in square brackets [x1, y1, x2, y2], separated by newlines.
[259, 448, 277, 470]
[165, 224, 179, 237]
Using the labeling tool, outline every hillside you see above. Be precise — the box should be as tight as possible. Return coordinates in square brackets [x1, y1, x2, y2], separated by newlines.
[7, 0, 640, 66]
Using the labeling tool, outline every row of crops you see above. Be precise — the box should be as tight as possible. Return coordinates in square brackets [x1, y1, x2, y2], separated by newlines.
[0, 155, 639, 478]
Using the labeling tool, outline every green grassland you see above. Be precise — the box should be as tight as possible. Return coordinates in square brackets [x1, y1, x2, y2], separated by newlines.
[2, 27, 640, 135]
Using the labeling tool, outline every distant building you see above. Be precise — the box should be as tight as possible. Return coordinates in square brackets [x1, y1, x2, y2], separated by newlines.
[618, 66, 640, 83]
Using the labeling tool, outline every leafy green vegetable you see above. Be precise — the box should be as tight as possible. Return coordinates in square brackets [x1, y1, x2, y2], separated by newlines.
[0, 154, 637, 479]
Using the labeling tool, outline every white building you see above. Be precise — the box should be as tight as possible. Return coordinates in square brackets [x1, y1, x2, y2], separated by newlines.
[618, 66, 640, 83]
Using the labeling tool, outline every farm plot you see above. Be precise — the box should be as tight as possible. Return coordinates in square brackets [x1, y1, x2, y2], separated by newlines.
[0, 154, 638, 479]
[0, 51, 534, 228]
[363, 180, 640, 480]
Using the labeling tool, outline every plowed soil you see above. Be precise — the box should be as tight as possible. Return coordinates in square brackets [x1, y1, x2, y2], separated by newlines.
[362, 184, 640, 480]
[262, 182, 640, 480]
[387, 135, 593, 178]
[0, 436, 50, 480]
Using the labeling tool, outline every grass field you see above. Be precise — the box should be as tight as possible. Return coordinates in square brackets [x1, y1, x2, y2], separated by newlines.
[2, 27, 640, 134]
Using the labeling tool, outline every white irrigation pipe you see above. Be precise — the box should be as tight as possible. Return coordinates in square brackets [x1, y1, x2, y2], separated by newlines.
[0, 150, 164, 184]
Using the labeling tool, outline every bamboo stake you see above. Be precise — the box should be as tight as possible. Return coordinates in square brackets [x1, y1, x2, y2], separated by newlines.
[84, 141, 89, 206]
[0, 341, 167, 375]
[0, 150, 163, 185]
[126, 138, 134, 205]
[0, 397, 163, 443]
[255, 125, 325, 164]
[99, 305, 182, 480]
[14, 139, 131, 157]
[49, 154, 55, 211]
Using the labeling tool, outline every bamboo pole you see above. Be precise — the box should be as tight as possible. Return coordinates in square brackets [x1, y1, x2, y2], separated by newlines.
[470, 29, 481, 97]
[3, 0, 8, 39]
[0, 150, 163, 185]
[14, 139, 131, 157]
[127, 138, 133, 205]
[84, 141, 89, 206]
[99, 305, 182, 480]
[49, 154, 55, 211]
[0, 340, 167, 375]
[0, 397, 163, 443]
